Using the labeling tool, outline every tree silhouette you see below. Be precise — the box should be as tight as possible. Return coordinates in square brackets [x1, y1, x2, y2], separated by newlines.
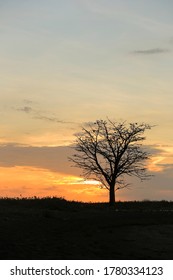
[70, 119, 152, 206]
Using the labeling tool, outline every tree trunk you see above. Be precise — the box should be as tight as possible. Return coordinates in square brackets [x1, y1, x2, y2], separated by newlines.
[109, 183, 115, 206]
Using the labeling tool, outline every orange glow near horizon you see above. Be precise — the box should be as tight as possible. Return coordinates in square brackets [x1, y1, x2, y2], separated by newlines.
[0, 144, 172, 202]
[0, 166, 107, 202]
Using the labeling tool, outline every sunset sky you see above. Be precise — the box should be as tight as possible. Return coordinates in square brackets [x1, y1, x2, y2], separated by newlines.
[0, 0, 173, 202]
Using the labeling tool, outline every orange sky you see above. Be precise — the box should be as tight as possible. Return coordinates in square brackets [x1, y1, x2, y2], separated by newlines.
[0, 166, 108, 202]
[0, 144, 172, 202]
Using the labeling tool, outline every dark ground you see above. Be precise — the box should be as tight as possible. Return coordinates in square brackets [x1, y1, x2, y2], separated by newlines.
[0, 197, 173, 260]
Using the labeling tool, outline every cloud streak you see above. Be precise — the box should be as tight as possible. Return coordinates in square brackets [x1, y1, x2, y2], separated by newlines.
[131, 48, 170, 55]
[0, 143, 172, 176]
[17, 106, 33, 113]
[15, 103, 73, 124]
[0, 143, 79, 175]
[34, 114, 69, 124]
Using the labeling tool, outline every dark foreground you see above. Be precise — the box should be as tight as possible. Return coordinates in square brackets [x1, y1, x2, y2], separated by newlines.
[0, 197, 173, 260]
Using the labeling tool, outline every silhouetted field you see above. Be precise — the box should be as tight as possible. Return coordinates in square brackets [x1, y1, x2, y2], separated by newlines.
[0, 197, 173, 260]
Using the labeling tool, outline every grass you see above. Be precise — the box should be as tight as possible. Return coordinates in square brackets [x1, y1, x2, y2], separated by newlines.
[0, 197, 173, 259]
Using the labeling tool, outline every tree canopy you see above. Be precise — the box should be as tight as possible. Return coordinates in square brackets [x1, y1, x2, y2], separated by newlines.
[70, 119, 152, 205]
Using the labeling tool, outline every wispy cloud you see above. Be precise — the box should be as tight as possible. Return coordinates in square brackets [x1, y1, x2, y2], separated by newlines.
[131, 48, 170, 55]
[33, 114, 68, 124]
[14, 102, 73, 124]
[17, 106, 33, 113]
[23, 99, 35, 105]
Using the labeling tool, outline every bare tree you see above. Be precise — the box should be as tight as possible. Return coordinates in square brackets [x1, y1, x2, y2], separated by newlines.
[69, 119, 152, 206]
